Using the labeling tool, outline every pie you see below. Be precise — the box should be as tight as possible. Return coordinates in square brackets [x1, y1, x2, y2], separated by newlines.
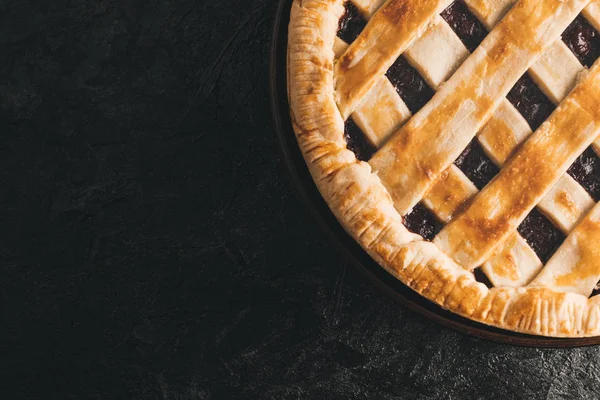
[287, 0, 600, 337]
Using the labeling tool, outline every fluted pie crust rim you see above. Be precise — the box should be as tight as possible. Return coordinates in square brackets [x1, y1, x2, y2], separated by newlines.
[287, 0, 600, 337]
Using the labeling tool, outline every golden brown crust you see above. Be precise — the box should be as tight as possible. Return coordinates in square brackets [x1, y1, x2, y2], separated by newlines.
[287, 0, 600, 337]
[531, 203, 600, 297]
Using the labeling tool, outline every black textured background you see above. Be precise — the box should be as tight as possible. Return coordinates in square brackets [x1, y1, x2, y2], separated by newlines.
[1, 0, 600, 399]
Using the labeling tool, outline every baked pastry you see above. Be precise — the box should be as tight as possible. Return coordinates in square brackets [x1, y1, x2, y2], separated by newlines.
[287, 0, 600, 337]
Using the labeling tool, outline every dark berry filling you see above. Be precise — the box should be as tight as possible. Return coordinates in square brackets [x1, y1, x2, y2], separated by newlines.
[567, 147, 600, 202]
[473, 268, 493, 288]
[441, 0, 488, 53]
[344, 117, 375, 162]
[337, 2, 367, 44]
[454, 139, 499, 190]
[386, 56, 434, 113]
[403, 203, 443, 241]
[591, 283, 600, 298]
[506, 73, 556, 131]
[562, 15, 600, 68]
[517, 209, 565, 264]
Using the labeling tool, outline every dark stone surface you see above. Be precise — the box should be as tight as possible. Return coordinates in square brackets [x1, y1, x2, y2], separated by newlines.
[1, 0, 600, 399]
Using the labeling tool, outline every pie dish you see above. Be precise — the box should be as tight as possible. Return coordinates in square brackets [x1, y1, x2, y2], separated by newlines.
[287, 0, 600, 337]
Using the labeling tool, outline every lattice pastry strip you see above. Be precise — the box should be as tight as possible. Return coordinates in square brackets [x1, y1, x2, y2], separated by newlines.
[350, 0, 387, 17]
[528, 41, 585, 106]
[578, 1, 600, 154]
[530, 201, 600, 297]
[582, 0, 600, 31]
[582, 3, 600, 156]
[333, 37, 350, 60]
[465, 0, 598, 32]
[435, 58, 600, 269]
[462, 0, 515, 29]
[368, 0, 591, 216]
[403, 16, 470, 90]
[352, 77, 411, 147]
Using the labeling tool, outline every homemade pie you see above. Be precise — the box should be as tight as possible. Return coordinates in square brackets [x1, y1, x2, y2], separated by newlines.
[287, 0, 600, 337]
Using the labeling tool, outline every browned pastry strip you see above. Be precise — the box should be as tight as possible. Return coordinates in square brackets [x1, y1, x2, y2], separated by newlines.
[530, 202, 600, 297]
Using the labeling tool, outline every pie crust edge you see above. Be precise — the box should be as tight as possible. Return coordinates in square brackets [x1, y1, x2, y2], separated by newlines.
[287, 0, 600, 337]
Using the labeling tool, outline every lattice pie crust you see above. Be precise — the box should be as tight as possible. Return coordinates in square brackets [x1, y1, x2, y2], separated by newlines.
[287, 0, 600, 337]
